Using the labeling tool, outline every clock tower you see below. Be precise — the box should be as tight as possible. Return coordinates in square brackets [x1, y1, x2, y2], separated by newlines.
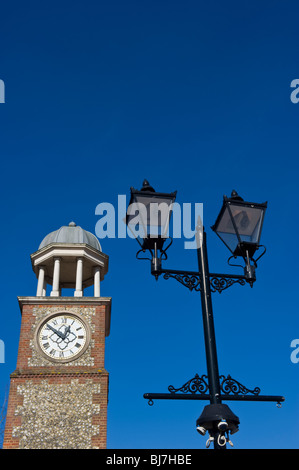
[3, 222, 111, 449]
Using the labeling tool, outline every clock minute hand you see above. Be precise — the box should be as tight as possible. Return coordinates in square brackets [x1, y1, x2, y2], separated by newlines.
[46, 323, 65, 339]
[62, 325, 71, 340]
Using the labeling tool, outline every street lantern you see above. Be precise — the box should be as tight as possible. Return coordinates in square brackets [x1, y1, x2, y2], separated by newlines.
[211, 190, 267, 261]
[126, 179, 177, 252]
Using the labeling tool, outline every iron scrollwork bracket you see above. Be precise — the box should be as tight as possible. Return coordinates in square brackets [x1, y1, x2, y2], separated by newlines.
[144, 373, 210, 406]
[209, 274, 246, 293]
[168, 373, 209, 395]
[162, 271, 201, 292]
[159, 268, 247, 293]
[219, 375, 261, 396]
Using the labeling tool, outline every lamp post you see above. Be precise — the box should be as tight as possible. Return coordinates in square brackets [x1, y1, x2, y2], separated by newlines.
[126, 181, 284, 449]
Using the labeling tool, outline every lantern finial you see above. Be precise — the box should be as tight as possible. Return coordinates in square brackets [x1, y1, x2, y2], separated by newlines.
[141, 180, 155, 192]
[230, 190, 243, 201]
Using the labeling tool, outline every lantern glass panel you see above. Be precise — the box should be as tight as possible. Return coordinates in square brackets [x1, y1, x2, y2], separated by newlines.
[126, 191, 176, 247]
[215, 203, 265, 255]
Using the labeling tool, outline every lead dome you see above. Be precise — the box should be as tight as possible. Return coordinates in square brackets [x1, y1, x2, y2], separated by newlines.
[39, 222, 102, 252]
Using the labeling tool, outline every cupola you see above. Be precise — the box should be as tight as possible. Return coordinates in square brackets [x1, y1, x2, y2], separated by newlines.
[31, 222, 108, 297]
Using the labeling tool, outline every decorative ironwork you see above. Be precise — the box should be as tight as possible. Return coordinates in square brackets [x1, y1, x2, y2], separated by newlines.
[220, 375, 261, 396]
[168, 374, 209, 395]
[144, 372, 284, 406]
[159, 268, 248, 293]
[210, 276, 246, 293]
[163, 272, 201, 292]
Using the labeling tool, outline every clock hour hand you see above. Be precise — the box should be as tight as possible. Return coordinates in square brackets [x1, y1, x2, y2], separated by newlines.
[46, 323, 65, 340]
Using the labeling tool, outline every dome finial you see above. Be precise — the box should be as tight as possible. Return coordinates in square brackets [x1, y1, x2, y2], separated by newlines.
[69, 221, 76, 227]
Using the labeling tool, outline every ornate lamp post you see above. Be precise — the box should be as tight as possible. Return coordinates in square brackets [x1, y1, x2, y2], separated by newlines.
[126, 181, 284, 449]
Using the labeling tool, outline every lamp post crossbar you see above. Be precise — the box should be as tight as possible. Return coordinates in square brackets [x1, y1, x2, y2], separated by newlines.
[144, 373, 285, 407]
[144, 393, 285, 405]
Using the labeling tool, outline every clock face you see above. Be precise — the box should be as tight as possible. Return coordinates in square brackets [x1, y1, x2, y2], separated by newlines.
[37, 313, 90, 362]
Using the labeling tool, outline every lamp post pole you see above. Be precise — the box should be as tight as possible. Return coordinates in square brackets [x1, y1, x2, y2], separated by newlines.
[197, 228, 221, 406]
[196, 227, 225, 449]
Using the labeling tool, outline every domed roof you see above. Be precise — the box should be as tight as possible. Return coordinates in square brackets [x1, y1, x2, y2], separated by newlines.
[38, 222, 102, 252]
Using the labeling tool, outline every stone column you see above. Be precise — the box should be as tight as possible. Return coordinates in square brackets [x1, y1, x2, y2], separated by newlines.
[74, 258, 83, 297]
[42, 279, 47, 296]
[51, 257, 61, 297]
[36, 266, 45, 296]
[94, 267, 101, 297]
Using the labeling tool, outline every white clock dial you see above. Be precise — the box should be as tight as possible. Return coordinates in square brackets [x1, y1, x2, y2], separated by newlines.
[38, 314, 89, 362]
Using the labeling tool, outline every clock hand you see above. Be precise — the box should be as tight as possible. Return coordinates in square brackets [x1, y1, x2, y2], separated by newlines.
[62, 325, 71, 340]
[46, 323, 65, 340]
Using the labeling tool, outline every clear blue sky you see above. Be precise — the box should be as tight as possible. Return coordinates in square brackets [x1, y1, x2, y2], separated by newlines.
[0, 0, 298, 449]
